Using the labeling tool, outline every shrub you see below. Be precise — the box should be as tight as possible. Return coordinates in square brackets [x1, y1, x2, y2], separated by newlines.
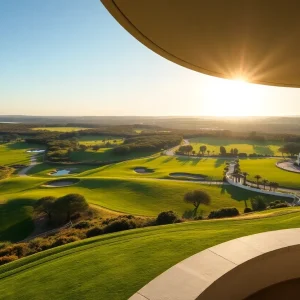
[156, 211, 178, 225]
[194, 216, 203, 220]
[52, 236, 80, 247]
[269, 200, 289, 209]
[0, 255, 18, 266]
[244, 207, 253, 213]
[103, 219, 136, 234]
[251, 196, 267, 211]
[208, 207, 239, 219]
[73, 221, 92, 229]
[86, 227, 104, 238]
[0, 243, 29, 258]
[238, 153, 247, 158]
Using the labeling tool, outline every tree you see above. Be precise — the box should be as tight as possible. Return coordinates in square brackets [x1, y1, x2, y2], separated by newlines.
[36, 196, 56, 221]
[200, 145, 207, 155]
[242, 172, 249, 185]
[269, 182, 279, 191]
[254, 175, 261, 188]
[54, 194, 88, 222]
[186, 145, 193, 155]
[192, 150, 196, 156]
[207, 150, 210, 156]
[233, 148, 239, 155]
[220, 146, 226, 155]
[261, 179, 269, 190]
[278, 147, 287, 158]
[184, 190, 211, 216]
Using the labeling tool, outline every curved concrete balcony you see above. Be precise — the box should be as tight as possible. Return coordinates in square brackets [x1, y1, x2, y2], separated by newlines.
[130, 228, 300, 300]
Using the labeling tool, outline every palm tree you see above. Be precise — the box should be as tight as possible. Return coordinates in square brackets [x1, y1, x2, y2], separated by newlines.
[254, 175, 261, 188]
[242, 172, 249, 185]
[269, 182, 274, 191]
[261, 179, 268, 190]
[273, 182, 279, 191]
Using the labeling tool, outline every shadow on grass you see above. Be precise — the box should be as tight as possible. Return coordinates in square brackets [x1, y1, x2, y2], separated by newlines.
[0, 198, 35, 242]
[161, 156, 174, 164]
[215, 158, 226, 168]
[145, 156, 159, 163]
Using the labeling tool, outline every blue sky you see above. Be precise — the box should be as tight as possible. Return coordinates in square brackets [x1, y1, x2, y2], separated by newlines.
[1, 0, 299, 116]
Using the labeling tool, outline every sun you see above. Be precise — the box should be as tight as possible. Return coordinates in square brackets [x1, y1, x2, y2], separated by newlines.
[200, 77, 266, 116]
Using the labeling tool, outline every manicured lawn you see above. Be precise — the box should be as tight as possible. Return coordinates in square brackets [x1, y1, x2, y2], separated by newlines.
[32, 127, 90, 132]
[82, 155, 228, 180]
[0, 142, 44, 166]
[240, 158, 300, 189]
[1, 210, 300, 299]
[189, 137, 282, 156]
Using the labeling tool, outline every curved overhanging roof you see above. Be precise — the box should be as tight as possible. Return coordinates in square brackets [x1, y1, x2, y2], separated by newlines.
[101, 0, 300, 87]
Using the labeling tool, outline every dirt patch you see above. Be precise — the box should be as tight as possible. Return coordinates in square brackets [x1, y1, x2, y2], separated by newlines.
[43, 178, 80, 187]
[169, 172, 207, 180]
[134, 167, 154, 174]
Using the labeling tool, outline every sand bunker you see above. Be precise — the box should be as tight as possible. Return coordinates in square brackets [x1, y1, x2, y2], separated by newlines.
[27, 149, 45, 153]
[43, 179, 80, 187]
[134, 167, 154, 174]
[169, 172, 206, 180]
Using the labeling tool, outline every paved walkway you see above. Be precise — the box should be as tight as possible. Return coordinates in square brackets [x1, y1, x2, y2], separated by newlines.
[18, 155, 40, 176]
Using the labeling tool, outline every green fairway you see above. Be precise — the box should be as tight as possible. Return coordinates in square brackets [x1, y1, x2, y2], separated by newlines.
[81, 155, 227, 180]
[70, 148, 156, 163]
[0, 176, 286, 223]
[77, 135, 123, 146]
[0, 198, 34, 242]
[32, 127, 91, 132]
[240, 158, 300, 189]
[1, 210, 300, 299]
[189, 137, 282, 156]
[0, 142, 44, 166]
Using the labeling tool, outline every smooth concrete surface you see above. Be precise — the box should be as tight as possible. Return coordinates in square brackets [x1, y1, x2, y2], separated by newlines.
[129, 228, 300, 300]
[101, 0, 300, 87]
[247, 278, 300, 299]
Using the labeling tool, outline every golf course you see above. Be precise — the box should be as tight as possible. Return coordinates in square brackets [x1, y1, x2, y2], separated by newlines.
[1, 130, 300, 300]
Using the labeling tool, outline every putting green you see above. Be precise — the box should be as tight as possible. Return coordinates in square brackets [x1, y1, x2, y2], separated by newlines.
[240, 158, 300, 189]
[81, 155, 227, 180]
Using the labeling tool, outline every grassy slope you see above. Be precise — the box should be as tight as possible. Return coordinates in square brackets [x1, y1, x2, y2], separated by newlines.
[1, 210, 300, 299]
[0, 175, 288, 242]
[0, 177, 258, 217]
[189, 137, 281, 156]
[240, 158, 300, 189]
